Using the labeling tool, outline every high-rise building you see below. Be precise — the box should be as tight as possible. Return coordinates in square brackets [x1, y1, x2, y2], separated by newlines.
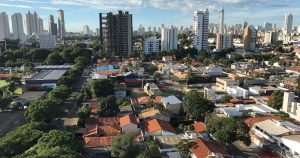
[144, 38, 159, 53]
[138, 24, 145, 36]
[83, 25, 90, 35]
[57, 10, 65, 38]
[161, 25, 178, 51]
[264, 22, 273, 32]
[283, 13, 293, 35]
[25, 11, 42, 35]
[216, 33, 233, 50]
[11, 13, 25, 41]
[243, 25, 257, 51]
[38, 17, 44, 33]
[264, 31, 277, 44]
[193, 9, 209, 51]
[0, 12, 10, 40]
[96, 28, 100, 36]
[49, 15, 57, 36]
[219, 8, 224, 34]
[99, 10, 133, 57]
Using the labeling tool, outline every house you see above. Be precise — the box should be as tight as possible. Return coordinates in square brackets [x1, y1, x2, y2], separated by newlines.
[190, 138, 230, 158]
[144, 83, 166, 96]
[204, 87, 226, 103]
[84, 125, 121, 137]
[192, 122, 206, 133]
[119, 114, 140, 134]
[162, 56, 174, 62]
[226, 86, 249, 98]
[155, 134, 183, 158]
[161, 95, 182, 114]
[142, 119, 176, 136]
[215, 77, 239, 92]
[139, 108, 171, 122]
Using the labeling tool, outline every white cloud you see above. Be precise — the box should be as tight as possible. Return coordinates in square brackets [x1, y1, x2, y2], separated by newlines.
[0, 3, 31, 8]
[39, 6, 59, 10]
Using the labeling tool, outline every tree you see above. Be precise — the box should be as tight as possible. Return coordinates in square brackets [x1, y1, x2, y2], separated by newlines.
[183, 91, 214, 120]
[44, 52, 64, 65]
[206, 117, 251, 146]
[110, 134, 137, 158]
[47, 85, 71, 100]
[90, 79, 114, 98]
[268, 91, 284, 110]
[176, 139, 190, 158]
[25, 99, 64, 123]
[0, 97, 12, 112]
[144, 64, 158, 75]
[97, 95, 119, 116]
[220, 94, 232, 103]
[77, 105, 90, 126]
[137, 137, 161, 158]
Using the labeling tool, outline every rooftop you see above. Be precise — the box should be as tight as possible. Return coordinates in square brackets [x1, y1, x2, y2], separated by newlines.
[29, 70, 67, 81]
[84, 136, 113, 148]
[35, 65, 72, 70]
[120, 114, 139, 127]
[192, 122, 206, 133]
[254, 119, 291, 136]
[191, 138, 229, 158]
[155, 134, 183, 149]
[142, 119, 176, 134]
[16, 91, 47, 101]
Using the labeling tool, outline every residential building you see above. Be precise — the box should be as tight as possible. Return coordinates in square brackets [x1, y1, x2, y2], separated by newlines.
[283, 13, 293, 35]
[57, 10, 65, 38]
[282, 92, 300, 121]
[49, 15, 57, 36]
[99, 10, 133, 57]
[264, 31, 277, 44]
[161, 95, 182, 114]
[264, 22, 273, 32]
[0, 12, 10, 40]
[190, 138, 230, 158]
[248, 86, 279, 96]
[39, 35, 56, 49]
[162, 56, 174, 62]
[25, 11, 41, 35]
[119, 114, 140, 134]
[142, 119, 176, 136]
[226, 86, 249, 98]
[204, 87, 225, 103]
[155, 135, 183, 157]
[215, 77, 239, 92]
[139, 108, 170, 122]
[243, 25, 257, 51]
[144, 83, 166, 96]
[216, 33, 233, 50]
[161, 25, 178, 51]
[144, 38, 159, 53]
[82, 25, 90, 35]
[218, 8, 224, 34]
[11, 13, 25, 41]
[193, 9, 209, 51]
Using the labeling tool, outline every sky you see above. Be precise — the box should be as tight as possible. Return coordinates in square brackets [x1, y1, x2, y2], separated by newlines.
[1, 0, 300, 32]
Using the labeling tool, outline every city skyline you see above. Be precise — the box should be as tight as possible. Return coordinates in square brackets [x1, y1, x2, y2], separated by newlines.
[1, 0, 300, 32]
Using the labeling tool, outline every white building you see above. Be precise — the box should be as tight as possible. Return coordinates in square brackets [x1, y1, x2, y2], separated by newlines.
[144, 38, 159, 53]
[161, 25, 178, 51]
[0, 12, 10, 40]
[219, 8, 224, 34]
[11, 13, 25, 41]
[82, 25, 90, 35]
[57, 10, 65, 38]
[161, 95, 182, 114]
[226, 86, 249, 98]
[193, 9, 209, 51]
[283, 13, 293, 35]
[39, 35, 56, 49]
[264, 31, 277, 44]
[216, 33, 233, 50]
[25, 11, 42, 35]
[282, 92, 300, 122]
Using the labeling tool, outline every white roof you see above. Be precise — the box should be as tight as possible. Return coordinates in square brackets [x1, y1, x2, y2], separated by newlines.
[161, 95, 182, 105]
[254, 119, 291, 136]
[220, 107, 243, 117]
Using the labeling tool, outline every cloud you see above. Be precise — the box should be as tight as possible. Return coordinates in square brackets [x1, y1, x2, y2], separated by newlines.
[0, 3, 31, 8]
[5, 0, 47, 3]
[39, 6, 59, 10]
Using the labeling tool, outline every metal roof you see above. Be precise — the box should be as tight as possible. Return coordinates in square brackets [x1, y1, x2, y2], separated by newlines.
[29, 70, 67, 81]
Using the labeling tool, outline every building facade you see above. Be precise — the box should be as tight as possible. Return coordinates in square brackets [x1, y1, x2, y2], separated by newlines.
[39, 35, 56, 49]
[161, 25, 178, 51]
[243, 25, 257, 51]
[264, 31, 277, 44]
[216, 33, 233, 50]
[11, 13, 25, 41]
[193, 9, 209, 51]
[144, 38, 159, 53]
[0, 12, 10, 40]
[57, 10, 65, 38]
[49, 15, 57, 36]
[99, 10, 133, 57]
[283, 13, 293, 35]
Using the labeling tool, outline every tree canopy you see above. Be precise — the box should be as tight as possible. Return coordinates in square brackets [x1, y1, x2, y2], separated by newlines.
[90, 79, 115, 98]
[97, 95, 119, 117]
[206, 117, 251, 146]
[110, 134, 137, 158]
[268, 91, 284, 110]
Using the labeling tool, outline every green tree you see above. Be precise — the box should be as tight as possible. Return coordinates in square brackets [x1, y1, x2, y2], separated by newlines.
[0, 97, 12, 112]
[268, 91, 284, 110]
[97, 95, 119, 116]
[206, 117, 251, 146]
[90, 79, 114, 98]
[44, 52, 64, 65]
[25, 99, 64, 123]
[110, 134, 137, 158]
[183, 91, 214, 120]
[176, 139, 190, 158]
[47, 85, 71, 100]
[77, 105, 90, 126]
[137, 138, 161, 158]
[220, 94, 232, 103]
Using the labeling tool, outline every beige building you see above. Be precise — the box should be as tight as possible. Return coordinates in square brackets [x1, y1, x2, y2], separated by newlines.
[215, 77, 239, 92]
[282, 92, 300, 122]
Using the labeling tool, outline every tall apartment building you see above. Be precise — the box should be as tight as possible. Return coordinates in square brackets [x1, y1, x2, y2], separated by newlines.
[264, 31, 277, 44]
[11, 13, 25, 41]
[99, 10, 133, 57]
[216, 33, 233, 50]
[0, 12, 10, 40]
[283, 13, 293, 35]
[264, 22, 272, 32]
[243, 25, 257, 51]
[144, 38, 159, 53]
[49, 15, 57, 36]
[161, 25, 178, 51]
[219, 8, 224, 34]
[193, 9, 209, 51]
[57, 10, 65, 38]
[25, 11, 43, 35]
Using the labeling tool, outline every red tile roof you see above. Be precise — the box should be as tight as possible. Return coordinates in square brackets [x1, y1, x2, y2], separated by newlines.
[230, 98, 241, 104]
[192, 122, 206, 133]
[136, 96, 164, 105]
[191, 138, 229, 158]
[84, 136, 113, 148]
[86, 117, 120, 127]
[244, 116, 281, 127]
[84, 125, 121, 137]
[142, 119, 176, 134]
[120, 114, 139, 127]
[96, 70, 118, 76]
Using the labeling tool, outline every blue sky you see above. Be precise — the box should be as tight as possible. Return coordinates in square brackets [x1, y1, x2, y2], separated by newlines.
[1, 0, 300, 32]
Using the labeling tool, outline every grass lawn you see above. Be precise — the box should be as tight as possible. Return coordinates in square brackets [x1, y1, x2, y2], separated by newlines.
[0, 80, 9, 89]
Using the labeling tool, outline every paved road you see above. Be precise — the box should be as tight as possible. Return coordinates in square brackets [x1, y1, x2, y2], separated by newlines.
[0, 111, 26, 137]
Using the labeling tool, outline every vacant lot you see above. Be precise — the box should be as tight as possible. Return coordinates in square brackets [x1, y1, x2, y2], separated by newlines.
[0, 111, 26, 137]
